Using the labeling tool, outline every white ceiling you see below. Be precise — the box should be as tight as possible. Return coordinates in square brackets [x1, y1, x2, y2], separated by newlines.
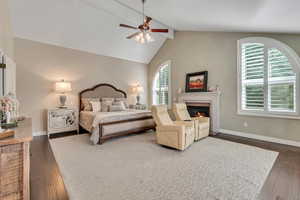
[119, 0, 300, 33]
[9, 0, 300, 64]
[9, 0, 173, 64]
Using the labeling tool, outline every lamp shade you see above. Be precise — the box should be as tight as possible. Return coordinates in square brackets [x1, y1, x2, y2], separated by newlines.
[55, 81, 72, 93]
[131, 84, 144, 94]
[136, 85, 144, 93]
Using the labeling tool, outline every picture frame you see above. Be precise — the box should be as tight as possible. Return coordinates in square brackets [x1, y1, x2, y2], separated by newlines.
[185, 71, 208, 92]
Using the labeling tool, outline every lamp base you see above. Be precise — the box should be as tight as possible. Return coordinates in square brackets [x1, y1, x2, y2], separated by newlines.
[136, 95, 141, 105]
[59, 95, 67, 108]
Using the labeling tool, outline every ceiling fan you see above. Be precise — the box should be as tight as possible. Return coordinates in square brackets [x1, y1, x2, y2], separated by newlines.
[120, 0, 169, 44]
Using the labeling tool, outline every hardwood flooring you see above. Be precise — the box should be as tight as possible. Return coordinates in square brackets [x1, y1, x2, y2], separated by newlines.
[30, 133, 300, 200]
[30, 135, 69, 200]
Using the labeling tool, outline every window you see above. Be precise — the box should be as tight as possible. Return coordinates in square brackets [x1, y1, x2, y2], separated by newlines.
[238, 37, 300, 118]
[153, 61, 171, 106]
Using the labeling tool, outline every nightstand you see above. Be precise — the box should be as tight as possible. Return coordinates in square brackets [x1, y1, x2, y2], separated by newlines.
[47, 108, 78, 137]
[129, 104, 147, 110]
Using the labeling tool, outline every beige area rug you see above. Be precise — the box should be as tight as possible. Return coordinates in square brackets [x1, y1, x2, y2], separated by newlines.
[50, 133, 278, 200]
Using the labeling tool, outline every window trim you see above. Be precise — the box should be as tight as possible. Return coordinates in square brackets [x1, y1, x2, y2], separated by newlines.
[237, 37, 300, 119]
[152, 60, 172, 108]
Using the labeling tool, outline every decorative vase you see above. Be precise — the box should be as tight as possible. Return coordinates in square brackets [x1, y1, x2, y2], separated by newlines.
[0, 92, 20, 127]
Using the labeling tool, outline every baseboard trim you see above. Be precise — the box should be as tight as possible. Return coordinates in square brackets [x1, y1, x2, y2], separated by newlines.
[33, 131, 47, 137]
[219, 129, 300, 148]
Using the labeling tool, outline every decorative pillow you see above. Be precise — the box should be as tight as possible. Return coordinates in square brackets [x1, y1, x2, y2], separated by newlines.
[101, 100, 113, 112]
[90, 101, 101, 112]
[112, 101, 126, 110]
[109, 105, 126, 112]
[81, 98, 100, 111]
[115, 98, 129, 108]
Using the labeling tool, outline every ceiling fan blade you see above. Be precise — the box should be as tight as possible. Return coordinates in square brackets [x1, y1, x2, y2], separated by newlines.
[144, 16, 152, 25]
[151, 29, 169, 33]
[120, 24, 138, 30]
[126, 32, 141, 39]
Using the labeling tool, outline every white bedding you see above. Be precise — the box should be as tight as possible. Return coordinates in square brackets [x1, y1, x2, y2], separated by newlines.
[80, 109, 153, 144]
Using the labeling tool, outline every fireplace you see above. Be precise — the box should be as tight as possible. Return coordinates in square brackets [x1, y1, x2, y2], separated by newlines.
[186, 102, 210, 118]
[178, 91, 221, 134]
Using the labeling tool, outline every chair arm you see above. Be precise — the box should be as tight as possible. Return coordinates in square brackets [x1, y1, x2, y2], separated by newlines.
[174, 120, 194, 127]
[192, 117, 210, 123]
[156, 125, 184, 133]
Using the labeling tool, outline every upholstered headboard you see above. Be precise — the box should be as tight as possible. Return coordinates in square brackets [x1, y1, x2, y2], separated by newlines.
[79, 83, 127, 111]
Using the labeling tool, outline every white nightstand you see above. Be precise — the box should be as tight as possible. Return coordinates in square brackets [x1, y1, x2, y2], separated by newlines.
[47, 108, 78, 137]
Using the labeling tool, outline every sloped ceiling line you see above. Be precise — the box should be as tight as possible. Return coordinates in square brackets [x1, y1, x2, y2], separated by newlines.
[9, 0, 174, 64]
[81, 0, 174, 39]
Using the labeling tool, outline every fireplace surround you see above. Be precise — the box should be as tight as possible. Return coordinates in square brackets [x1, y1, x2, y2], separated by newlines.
[178, 91, 221, 134]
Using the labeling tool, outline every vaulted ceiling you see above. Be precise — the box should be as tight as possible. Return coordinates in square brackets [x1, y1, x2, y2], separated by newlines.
[9, 0, 174, 64]
[9, 0, 300, 64]
[119, 0, 300, 33]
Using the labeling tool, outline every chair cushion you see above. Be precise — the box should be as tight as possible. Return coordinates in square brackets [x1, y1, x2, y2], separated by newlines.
[173, 103, 192, 121]
[151, 105, 174, 126]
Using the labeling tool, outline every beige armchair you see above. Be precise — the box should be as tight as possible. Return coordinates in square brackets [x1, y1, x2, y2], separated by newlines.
[173, 103, 210, 141]
[151, 105, 195, 150]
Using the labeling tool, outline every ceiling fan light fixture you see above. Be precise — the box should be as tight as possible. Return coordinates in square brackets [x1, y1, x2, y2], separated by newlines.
[134, 32, 143, 42]
[145, 32, 154, 42]
[120, 0, 168, 44]
[134, 31, 154, 44]
[140, 37, 145, 44]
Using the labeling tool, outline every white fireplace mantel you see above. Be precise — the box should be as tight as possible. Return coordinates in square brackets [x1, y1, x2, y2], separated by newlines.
[178, 91, 221, 133]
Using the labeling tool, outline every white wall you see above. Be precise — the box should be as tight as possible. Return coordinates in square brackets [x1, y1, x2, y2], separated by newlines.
[0, 0, 14, 58]
[149, 31, 300, 142]
[15, 38, 148, 134]
[0, 0, 15, 96]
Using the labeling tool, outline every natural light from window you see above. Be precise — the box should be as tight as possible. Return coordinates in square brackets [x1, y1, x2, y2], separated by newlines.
[153, 61, 171, 106]
[238, 37, 300, 119]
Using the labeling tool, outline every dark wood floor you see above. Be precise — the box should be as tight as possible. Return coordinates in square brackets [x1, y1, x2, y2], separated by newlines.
[30, 133, 300, 200]
[30, 135, 69, 200]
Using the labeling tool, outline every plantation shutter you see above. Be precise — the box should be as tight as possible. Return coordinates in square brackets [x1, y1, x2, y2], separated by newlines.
[155, 64, 170, 105]
[241, 43, 265, 110]
[268, 48, 296, 112]
[240, 40, 297, 114]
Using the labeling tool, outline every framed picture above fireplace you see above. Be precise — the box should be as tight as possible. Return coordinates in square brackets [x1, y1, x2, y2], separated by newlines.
[185, 71, 208, 92]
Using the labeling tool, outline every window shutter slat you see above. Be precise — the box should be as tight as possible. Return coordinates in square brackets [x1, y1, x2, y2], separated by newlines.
[155, 64, 170, 105]
[268, 48, 296, 112]
[241, 43, 265, 110]
[239, 38, 298, 116]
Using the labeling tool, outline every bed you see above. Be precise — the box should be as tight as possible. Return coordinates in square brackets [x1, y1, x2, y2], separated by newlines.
[79, 83, 155, 144]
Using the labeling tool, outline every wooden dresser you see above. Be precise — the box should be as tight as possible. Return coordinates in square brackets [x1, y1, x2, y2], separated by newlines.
[0, 119, 33, 200]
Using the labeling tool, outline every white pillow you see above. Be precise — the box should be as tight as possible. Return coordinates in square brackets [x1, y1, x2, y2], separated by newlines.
[90, 101, 101, 112]
[109, 104, 126, 112]
[115, 98, 129, 108]
[101, 100, 113, 112]
[113, 101, 126, 110]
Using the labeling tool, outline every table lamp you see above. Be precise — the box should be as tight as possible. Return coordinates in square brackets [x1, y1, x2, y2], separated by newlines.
[55, 80, 72, 108]
[135, 84, 144, 105]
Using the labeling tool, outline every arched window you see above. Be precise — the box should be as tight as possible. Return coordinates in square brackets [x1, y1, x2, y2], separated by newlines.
[237, 37, 300, 118]
[152, 61, 171, 106]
